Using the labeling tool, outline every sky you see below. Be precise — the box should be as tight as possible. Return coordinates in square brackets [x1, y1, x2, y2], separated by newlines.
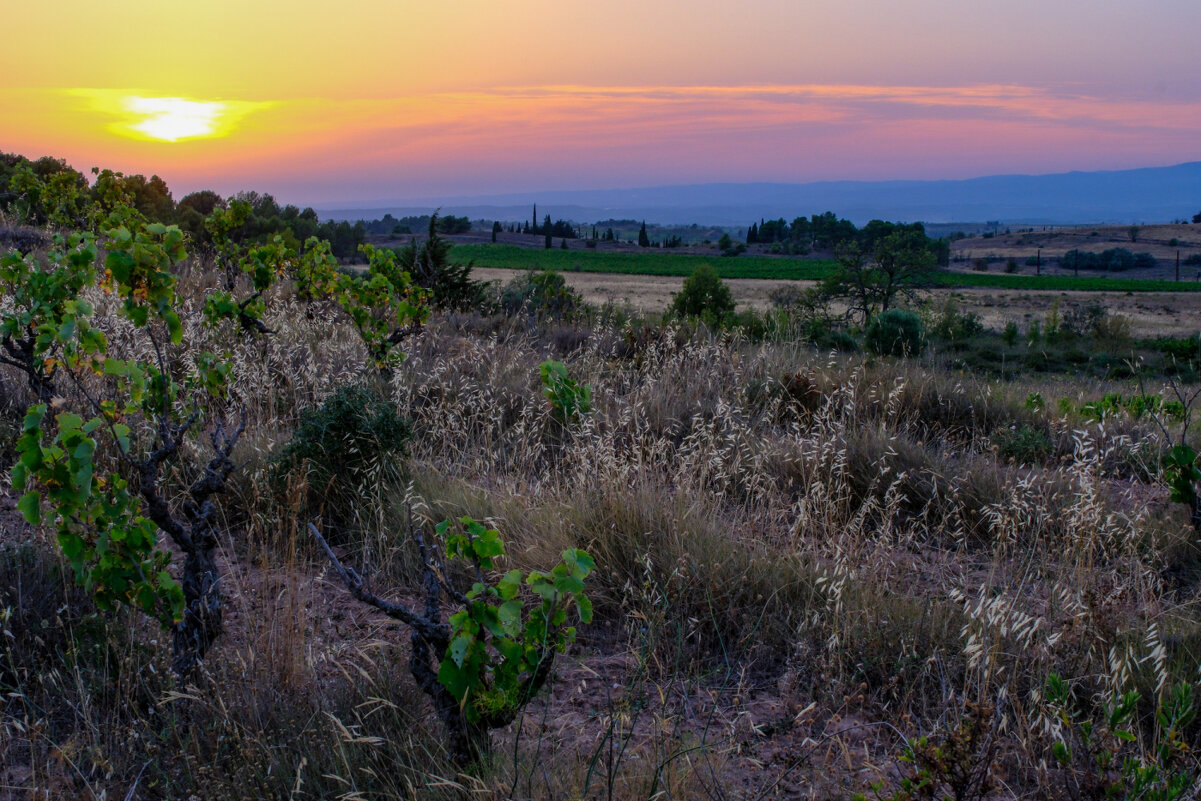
[4, 0, 1201, 205]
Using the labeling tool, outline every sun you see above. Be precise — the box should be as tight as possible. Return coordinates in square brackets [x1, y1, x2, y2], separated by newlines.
[121, 96, 227, 142]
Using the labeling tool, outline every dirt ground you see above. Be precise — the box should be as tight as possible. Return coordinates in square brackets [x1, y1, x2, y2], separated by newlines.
[473, 267, 1201, 338]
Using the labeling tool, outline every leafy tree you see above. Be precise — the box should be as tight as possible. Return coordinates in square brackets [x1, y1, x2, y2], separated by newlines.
[7, 218, 292, 678]
[670, 264, 735, 322]
[822, 230, 934, 323]
[1193, 211, 1201, 224]
[758, 217, 788, 243]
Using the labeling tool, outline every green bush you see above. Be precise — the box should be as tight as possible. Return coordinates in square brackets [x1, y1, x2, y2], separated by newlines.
[539, 360, 592, 424]
[926, 300, 983, 343]
[278, 385, 411, 535]
[499, 270, 580, 319]
[994, 424, 1053, 465]
[670, 264, 735, 323]
[865, 309, 925, 357]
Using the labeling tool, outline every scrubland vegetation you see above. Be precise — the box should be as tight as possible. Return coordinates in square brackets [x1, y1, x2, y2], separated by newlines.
[3, 169, 1201, 800]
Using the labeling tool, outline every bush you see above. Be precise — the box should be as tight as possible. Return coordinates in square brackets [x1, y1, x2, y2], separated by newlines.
[498, 270, 580, 319]
[865, 309, 925, 357]
[926, 300, 983, 343]
[670, 264, 735, 322]
[994, 424, 1053, 465]
[278, 385, 411, 534]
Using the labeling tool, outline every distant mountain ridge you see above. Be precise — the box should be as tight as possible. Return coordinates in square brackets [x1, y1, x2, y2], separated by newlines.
[314, 162, 1201, 227]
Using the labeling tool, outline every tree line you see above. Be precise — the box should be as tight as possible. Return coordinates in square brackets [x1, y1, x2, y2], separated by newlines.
[0, 152, 369, 258]
[745, 212, 950, 265]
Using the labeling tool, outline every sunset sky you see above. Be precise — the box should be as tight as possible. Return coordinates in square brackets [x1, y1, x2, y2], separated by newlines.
[5, 0, 1200, 205]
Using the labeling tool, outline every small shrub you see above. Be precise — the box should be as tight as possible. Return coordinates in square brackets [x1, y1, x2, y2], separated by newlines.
[670, 264, 735, 323]
[1045, 673, 1197, 801]
[865, 309, 925, 357]
[497, 270, 581, 319]
[1024, 392, 1045, 412]
[539, 360, 592, 424]
[994, 424, 1053, 465]
[1005, 257, 1019, 273]
[278, 385, 411, 534]
[1002, 321, 1020, 346]
[926, 300, 983, 343]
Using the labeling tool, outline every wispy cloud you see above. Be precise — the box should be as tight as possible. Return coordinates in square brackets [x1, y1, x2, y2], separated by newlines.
[4, 83, 1199, 197]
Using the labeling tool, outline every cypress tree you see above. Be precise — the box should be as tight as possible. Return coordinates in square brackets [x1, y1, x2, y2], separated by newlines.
[637, 221, 650, 248]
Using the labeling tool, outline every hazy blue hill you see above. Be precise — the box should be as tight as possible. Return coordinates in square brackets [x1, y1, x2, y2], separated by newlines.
[316, 161, 1201, 226]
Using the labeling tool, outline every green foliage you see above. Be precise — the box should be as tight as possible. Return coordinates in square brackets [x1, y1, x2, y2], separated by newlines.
[278, 385, 411, 532]
[14, 405, 182, 624]
[539, 360, 592, 423]
[499, 270, 581, 319]
[1071, 393, 1187, 423]
[860, 702, 997, 801]
[435, 516, 594, 725]
[925, 299, 983, 343]
[1002, 321, 1021, 346]
[994, 424, 1053, 465]
[670, 264, 735, 322]
[865, 309, 926, 357]
[0, 234, 103, 400]
[397, 214, 487, 311]
[7, 221, 212, 631]
[293, 238, 429, 372]
[824, 230, 935, 322]
[1045, 673, 1197, 801]
[1024, 392, 1045, 411]
[1062, 248, 1156, 272]
[1163, 445, 1201, 506]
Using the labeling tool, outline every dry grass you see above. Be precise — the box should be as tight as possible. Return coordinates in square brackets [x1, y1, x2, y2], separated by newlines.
[2, 259, 1200, 799]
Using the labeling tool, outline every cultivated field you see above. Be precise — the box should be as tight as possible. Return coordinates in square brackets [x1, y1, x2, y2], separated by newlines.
[474, 267, 1201, 338]
[453, 243, 1201, 293]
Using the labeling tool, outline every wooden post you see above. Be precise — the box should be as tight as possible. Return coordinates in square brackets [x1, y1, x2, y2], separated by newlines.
[1177, 250, 1181, 282]
[1036, 248, 1041, 276]
[1074, 250, 1078, 277]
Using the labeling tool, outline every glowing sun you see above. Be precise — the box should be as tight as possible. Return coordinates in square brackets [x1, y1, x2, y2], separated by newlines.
[121, 96, 227, 141]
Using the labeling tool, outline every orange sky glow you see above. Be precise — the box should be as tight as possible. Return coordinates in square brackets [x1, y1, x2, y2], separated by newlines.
[4, 0, 1199, 204]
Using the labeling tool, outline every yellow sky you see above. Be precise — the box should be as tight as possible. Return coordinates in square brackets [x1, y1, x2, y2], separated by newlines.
[4, 1, 1200, 202]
